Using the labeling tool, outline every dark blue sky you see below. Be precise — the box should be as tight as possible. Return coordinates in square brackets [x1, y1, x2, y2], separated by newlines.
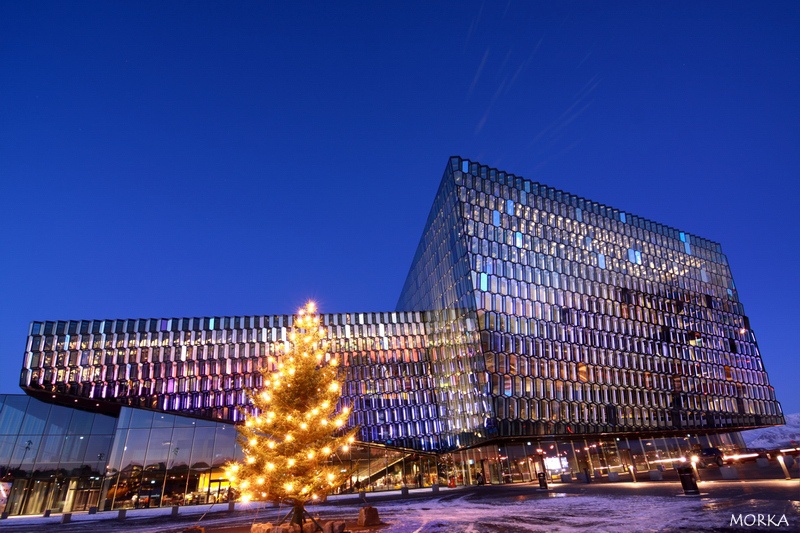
[1, 2, 798, 414]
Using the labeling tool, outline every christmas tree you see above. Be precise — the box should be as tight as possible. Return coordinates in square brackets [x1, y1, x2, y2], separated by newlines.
[225, 301, 357, 526]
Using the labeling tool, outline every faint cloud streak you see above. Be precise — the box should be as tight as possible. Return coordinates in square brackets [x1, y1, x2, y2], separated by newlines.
[527, 74, 600, 148]
[506, 36, 543, 95]
[466, 48, 491, 101]
[465, 0, 486, 46]
[474, 77, 508, 134]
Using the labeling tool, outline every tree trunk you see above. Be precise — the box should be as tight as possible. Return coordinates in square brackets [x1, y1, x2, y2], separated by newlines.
[290, 503, 305, 526]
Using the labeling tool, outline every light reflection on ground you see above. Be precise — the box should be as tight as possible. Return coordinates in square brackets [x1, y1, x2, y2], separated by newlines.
[0, 480, 796, 532]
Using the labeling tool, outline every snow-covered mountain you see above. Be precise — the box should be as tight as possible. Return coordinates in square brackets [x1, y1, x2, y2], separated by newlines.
[740, 413, 800, 449]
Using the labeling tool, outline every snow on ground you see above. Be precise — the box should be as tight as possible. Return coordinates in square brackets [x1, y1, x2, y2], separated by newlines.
[2, 484, 797, 532]
[317, 493, 798, 533]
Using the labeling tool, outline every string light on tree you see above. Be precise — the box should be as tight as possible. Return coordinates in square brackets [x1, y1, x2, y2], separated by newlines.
[225, 301, 357, 528]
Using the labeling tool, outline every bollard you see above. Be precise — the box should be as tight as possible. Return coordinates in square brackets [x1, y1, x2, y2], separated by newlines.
[400, 486, 409, 497]
[61, 513, 72, 524]
[431, 483, 439, 493]
[676, 465, 700, 495]
[88, 506, 98, 515]
[172, 505, 180, 517]
[628, 465, 637, 483]
[118, 509, 127, 520]
[43, 509, 51, 517]
[1, 512, 8, 520]
[228, 500, 235, 512]
[537, 472, 548, 490]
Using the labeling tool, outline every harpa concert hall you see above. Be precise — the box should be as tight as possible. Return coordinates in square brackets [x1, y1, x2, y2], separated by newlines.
[0, 157, 784, 515]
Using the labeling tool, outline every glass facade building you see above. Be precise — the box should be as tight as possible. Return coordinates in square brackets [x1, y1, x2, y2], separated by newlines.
[0, 394, 115, 515]
[398, 158, 783, 439]
[4, 157, 783, 515]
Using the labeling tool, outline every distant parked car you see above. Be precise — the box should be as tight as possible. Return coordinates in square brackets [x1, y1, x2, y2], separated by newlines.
[696, 447, 724, 467]
[724, 448, 769, 464]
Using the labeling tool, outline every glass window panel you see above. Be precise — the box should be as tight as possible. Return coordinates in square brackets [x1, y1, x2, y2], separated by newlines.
[92, 413, 117, 434]
[153, 413, 176, 428]
[189, 427, 216, 469]
[130, 409, 154, 429]
[116, 407, 133, 429]
[144, 428, 173, 469]
[105, 428, 127, 476]
[170, 427, 194, 470]
[0, 434, 16, 466]
[19, 400, 50, 434]
[120, 429, 150, 471]
[10, 435, 41, 469]
[85, 434, 113, 466]
[58, 433, 90, 465]
[0, 395, 29, 435]
[45, 404, 74, 436]
[212, 425, 236, 468]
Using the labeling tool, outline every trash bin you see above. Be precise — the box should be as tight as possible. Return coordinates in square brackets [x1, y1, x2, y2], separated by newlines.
[537, 472, 548, 490]
[676, 465, 699, 495]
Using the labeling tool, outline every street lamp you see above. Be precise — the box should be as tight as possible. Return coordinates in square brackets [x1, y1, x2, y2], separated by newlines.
[776, 455, 792, 480]
[3, 440, 34, 482]
[17, 440, 33, 470]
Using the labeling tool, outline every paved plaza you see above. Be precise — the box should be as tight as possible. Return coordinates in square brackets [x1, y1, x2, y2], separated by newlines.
[1, 462, 798, 532]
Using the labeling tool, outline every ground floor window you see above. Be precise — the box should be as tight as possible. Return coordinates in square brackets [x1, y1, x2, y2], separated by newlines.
[0, 430, 745, 515]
